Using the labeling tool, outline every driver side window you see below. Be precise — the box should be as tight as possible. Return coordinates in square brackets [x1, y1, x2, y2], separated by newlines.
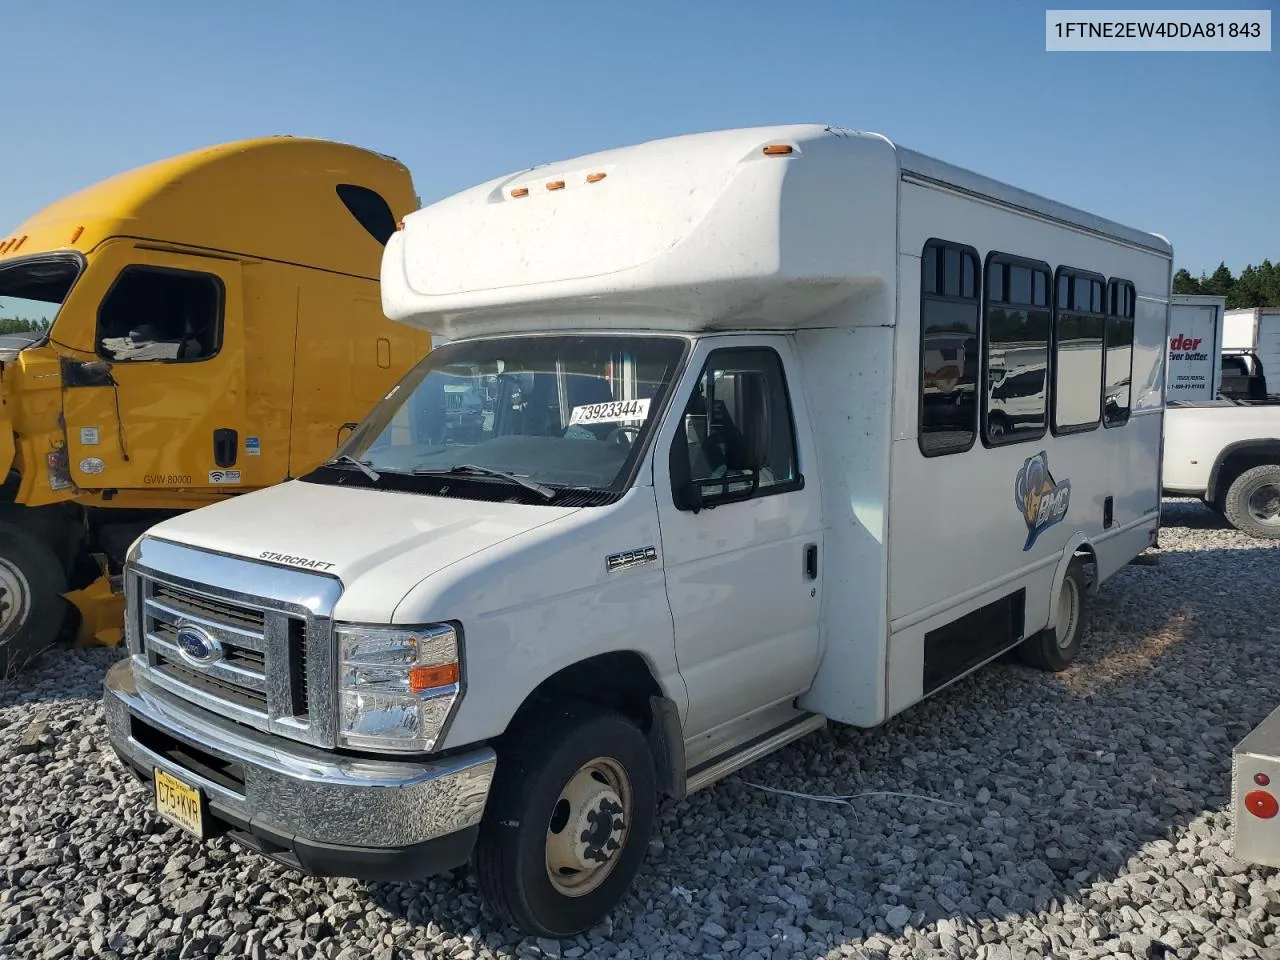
[671, 347, 800, 506]
[96, 266, 223, 363]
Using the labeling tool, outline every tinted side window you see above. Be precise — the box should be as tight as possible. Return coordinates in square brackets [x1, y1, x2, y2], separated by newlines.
[1052, 267, 1105, 434]
[1104, 279, 1136, 427]
[983, 254, 1050, 446]
[672, 347, 799, 505]
[96, 267, 223, 362]
[337, 184, 398, 246]
[919, 240, 980, 457]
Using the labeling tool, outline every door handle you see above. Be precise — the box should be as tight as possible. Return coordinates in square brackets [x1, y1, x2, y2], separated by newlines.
[804, 543, 818, 580]
[213, 428, 238, 468]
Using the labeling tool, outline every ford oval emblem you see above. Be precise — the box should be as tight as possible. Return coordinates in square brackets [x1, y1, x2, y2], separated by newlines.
[175, 625, 223, 667]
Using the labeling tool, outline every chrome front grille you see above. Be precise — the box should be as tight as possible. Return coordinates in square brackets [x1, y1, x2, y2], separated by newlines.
[129, 540, 341, 749]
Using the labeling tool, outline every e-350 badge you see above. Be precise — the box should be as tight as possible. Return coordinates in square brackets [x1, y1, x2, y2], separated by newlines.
[1014, 450, 1071, 552]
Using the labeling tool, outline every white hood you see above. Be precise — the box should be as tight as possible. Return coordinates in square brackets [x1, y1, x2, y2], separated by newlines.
[144, 479, 580, 618]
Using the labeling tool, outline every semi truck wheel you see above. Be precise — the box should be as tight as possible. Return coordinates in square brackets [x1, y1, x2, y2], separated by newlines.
[1224, 464, 1280, 540]
[0, 521, 68, 678]
[473, 702, 656, 938]
[1019, 557, 1088, 672]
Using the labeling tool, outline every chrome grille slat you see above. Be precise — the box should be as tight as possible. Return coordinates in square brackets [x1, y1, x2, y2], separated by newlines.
[145, 598, 265, 648]
[145, 632, 269, 692]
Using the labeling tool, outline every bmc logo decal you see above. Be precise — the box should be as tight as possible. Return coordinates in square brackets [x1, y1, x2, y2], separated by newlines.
[1014, 451, 1071, 552]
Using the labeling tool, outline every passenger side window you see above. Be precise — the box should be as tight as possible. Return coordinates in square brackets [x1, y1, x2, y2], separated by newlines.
[919, 239, 980, 457]
[96, 267, 223, 363]
[983, 253, 1051, 446]
[1051, 267, 1105, 434]
[670, 347, 800, 510]
[1104, 279, 1136, 427]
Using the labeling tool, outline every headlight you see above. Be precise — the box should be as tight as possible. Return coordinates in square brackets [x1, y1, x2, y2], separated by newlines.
[336, 623, 461, 752]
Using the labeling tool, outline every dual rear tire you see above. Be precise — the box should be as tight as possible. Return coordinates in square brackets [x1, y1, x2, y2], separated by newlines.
[1018, 556, 1089, 672]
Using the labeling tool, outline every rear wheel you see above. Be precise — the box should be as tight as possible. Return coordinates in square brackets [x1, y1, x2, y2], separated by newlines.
[1019, 557, 1089, 672]
[1224, 464, 1280, 540]
[0, 521, 68, 678]
[473, 703, 656, 938]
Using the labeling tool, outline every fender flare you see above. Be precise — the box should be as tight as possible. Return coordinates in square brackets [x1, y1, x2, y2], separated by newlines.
[1207, 438, 1280, 503]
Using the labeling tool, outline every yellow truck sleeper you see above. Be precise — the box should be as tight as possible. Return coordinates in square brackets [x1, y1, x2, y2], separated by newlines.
[0, 137, 432, 671]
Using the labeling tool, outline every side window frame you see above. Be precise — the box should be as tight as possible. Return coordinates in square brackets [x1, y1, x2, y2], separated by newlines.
[981, 251, 1052, 448]
[1103, 278, 1137, 428]
[668, 345, 804, 512]
[95, 265, 226, 364]
[918, 238, 982, 458]
[1050, 265, 1107, 436]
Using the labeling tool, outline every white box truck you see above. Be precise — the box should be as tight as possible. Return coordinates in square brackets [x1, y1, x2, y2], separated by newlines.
[1167, 294, 1226, 401]
[103, 124, 1172, 936]
[1224, 307, 1280, 395]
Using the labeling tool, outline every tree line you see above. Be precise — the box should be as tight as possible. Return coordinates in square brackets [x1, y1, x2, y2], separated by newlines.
[0, 317, 52, 336]
[1174, 259, 1280, 309]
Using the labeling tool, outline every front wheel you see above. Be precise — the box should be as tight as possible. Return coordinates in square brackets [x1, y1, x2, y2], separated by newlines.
[1019, 556, 1089, 672]
[473, 703, 656, 938]
[0, 521, 68, 678]
[1224, 464, 1280, 540]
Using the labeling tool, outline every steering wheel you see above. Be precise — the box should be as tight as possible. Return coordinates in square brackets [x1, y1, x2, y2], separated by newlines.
[606, 425, 641, 448]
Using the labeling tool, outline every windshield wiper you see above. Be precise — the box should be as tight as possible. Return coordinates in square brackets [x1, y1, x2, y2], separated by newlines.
[323, 454, 381, 482]
[412, 464, 555, 500]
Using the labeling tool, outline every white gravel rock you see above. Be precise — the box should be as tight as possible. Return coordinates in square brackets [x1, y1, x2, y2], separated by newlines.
[0, 499, 1277, 959]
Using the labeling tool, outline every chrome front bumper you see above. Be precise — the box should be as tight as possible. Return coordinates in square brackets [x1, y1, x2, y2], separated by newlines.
[103, 657, 496, 879]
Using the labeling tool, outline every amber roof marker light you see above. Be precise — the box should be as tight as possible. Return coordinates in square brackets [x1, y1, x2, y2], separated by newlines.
[546, 180, 566, 192]
[762, 144, 795, 156]
[510, 187, 529, 198]
[586, 172, 607, 183]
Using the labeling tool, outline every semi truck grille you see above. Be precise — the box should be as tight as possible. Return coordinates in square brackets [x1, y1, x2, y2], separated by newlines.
[137, 575, 331, 747]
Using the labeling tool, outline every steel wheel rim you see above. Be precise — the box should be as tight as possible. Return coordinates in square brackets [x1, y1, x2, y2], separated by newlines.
[1055, 575, 1079, 650]
[0, 557, 31, 642]
[1247, 482, 1280, 526]
[545, 756, 631, 897]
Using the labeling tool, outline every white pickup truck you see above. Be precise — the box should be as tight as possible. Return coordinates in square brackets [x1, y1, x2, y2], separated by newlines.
[1163, 399, 1280, 538]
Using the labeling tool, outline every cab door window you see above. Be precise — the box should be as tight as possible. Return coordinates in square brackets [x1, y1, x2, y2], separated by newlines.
[96, 266, 223, 362]
[670, 347, 802, 509]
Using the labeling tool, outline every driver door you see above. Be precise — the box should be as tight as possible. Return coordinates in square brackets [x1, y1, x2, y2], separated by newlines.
[59, 241, 249, 494]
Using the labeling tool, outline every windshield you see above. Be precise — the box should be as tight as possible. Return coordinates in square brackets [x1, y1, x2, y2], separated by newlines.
[0, 255, 82, 343]
[305, 333, 689, 503]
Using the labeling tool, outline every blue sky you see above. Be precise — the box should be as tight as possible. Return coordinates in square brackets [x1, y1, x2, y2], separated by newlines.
[1, 1, 1275, 277]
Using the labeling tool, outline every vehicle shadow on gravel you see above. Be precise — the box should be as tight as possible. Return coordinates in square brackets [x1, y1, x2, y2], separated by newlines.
[369, 529, 1280, 957]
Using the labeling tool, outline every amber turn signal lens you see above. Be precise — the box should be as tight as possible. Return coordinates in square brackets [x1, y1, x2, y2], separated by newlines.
[409, 663, 460, 693]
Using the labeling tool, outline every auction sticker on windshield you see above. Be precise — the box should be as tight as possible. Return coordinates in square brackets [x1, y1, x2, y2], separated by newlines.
[569, 398, 651, 426]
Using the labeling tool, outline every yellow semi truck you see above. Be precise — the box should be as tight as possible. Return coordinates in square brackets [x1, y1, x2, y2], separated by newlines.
[0, 137, 432, 673]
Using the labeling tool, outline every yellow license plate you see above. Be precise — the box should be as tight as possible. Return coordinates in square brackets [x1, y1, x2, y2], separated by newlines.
[153, 768, 204, 837]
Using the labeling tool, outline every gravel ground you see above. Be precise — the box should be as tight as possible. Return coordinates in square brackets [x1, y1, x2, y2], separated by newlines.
[1, 499, 1278, 960]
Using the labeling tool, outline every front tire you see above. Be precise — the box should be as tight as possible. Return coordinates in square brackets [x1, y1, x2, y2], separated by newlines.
[473, 703, 656, 938]
[0, 521, 68, 678]
[1019, 556, 1089, 672]
[1224, 464, 1280, 540]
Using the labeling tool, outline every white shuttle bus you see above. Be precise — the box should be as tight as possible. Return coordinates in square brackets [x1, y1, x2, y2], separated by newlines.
[104, 125, 1172, 936]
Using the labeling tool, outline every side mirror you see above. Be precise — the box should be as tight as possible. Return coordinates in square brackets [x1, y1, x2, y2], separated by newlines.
[673, 480, 704, 514]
